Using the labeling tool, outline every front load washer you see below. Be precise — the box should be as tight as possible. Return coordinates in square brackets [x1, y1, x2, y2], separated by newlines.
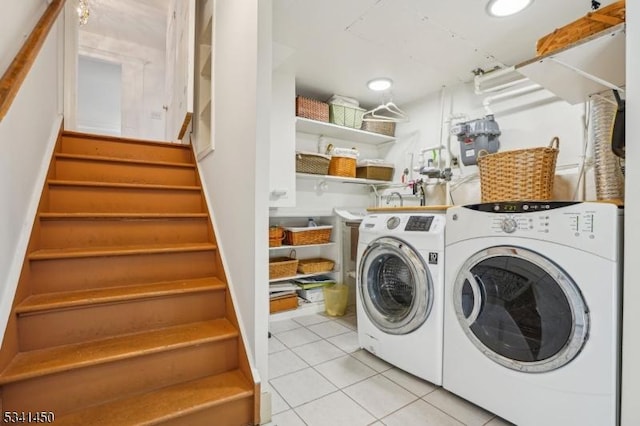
[357, 212, 445, 385]
[443, 202, 622, 426]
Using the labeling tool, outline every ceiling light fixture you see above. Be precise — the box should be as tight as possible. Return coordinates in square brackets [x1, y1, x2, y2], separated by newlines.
[77, 0, 90, 25]
[486, 0, 533, 17]
[367, 78, 393, 91]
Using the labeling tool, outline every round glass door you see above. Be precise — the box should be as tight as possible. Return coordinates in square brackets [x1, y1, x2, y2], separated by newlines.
[358, 237, 433, 335]
[453, 246, 589, 372]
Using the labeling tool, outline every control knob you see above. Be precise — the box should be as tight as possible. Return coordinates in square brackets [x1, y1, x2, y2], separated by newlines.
[501, 218, 518, 233]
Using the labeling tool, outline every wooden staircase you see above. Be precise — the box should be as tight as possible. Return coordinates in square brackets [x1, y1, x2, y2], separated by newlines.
[0, 131, 259, 425]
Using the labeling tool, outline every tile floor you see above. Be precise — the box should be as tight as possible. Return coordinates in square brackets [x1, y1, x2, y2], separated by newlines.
[265, 307, 513, 426]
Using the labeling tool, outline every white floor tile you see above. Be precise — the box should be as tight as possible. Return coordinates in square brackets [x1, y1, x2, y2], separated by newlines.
[315, 355, 377, 388]
[333, 313, 358, 330]
[423, 389, 495, 426]
[295, 391, 376, 426]
[270, 409, 306, 426]
[293, 313, 333, 327]
[268, 385, 291, 415]
[350, 349, 393, 373]
[270, 319, 302, 334]
[270, 367, 338, 408]
[292, 339, 346, 366]
[269, 335, 287, 354]
[269, 349, 308, 379]
[382, 367, 438, 397]
[381, 399, 464, 426]
[308, 320, 352, 338]
[327, 331, 360, 353]
[343, 374, 418, 419]
[484, 416, 516, 426]
[276, 327, 323, 348]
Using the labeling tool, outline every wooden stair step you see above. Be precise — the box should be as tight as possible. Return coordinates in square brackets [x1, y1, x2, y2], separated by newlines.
[38, 213, 211, 249]
[16, 277, 226, 315]
[54, 370, 253, 425]
[28, 242, 217, 260]
[47, 180, 204, 214]
[54, 153, 198, 186]
[61, 131, 194, 164]
[0, 319, 238, 385]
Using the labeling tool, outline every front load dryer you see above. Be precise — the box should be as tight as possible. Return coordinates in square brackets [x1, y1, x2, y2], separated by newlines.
[357, 212, 445, 385]
[443, 202, 622, 426]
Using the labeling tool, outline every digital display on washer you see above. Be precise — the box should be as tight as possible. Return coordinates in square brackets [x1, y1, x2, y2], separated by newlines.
[463, 201, 580, 213]
[405, 216, 434, 231]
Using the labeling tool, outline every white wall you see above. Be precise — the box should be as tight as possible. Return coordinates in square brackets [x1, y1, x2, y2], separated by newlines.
[386, 82, 588, 205]
[196, 0, 271, 400]
[77, 55, 122, 135]
[78, 31, 166, 141]
[621, 3, 639, 425]
[0, 0, 47, 75]
[0, 11, 64, 343]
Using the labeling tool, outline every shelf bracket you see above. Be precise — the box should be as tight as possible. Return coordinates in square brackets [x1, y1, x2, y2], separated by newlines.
[548, 57, 624, 93]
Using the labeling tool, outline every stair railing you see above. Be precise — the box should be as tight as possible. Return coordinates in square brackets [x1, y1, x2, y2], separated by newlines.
[0, 0, 66, 122]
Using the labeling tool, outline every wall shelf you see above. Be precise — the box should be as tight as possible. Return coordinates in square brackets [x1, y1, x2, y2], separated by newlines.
[516, 23, 625, 104]
[269, 271, 338, 283]
[269, 242, 336, 251]
[296, 172, 391, 186]
[296, 117, 395, 145]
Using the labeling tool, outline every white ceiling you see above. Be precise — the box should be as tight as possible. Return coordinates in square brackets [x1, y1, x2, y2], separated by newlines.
[80, 0, 170, 51]
[273, 0, 619, 108]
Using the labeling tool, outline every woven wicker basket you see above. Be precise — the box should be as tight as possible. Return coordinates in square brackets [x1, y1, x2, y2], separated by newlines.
[536, 1, 625, 56]
[477, 137, 560, 202]
[361, 120, 396, 137]
[284, 226, 332, 246]
[269, 226, 285, 247]
[296, 96, 330, 122]
[297, 258, 335, 274]
[296, 152, 331, 175]
[329, 157, 356, 177]
[356, 165, 394, 181]
[269, 250, 298, 279]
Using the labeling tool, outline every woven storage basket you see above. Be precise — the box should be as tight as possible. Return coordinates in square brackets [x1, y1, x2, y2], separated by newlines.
[536, 1, 625, 56]
[297, 258, 335, 274]
[284, 226, 332, 246]
[356, 162, 394, 181]
[269, 226, 285, 248]
[296, 152, 331, 175]
[296, 96, 330, 122]
[329, 104, 365, 129]
[329, 156, 356, 177]
[361, 120, 396, 137]
[269, 250, 298, 280]
[477, 137, 560, 202]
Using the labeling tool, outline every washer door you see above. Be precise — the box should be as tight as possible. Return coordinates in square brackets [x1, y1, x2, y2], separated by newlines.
[453, 246, 589, 373]
[359, 237, 433, 335]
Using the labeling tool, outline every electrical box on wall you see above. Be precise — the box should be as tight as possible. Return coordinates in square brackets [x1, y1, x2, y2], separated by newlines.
[451, 115, 501, 166]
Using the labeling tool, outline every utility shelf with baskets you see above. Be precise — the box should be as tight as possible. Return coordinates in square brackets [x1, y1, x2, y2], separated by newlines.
[296, 117, 396, 145]
[296, 172, 391, 186]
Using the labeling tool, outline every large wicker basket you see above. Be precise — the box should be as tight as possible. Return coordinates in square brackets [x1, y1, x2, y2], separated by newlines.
[284, 226, 332, 246]
[329, 156, 356, 177]
[296, 96, 330, 122]
[269, 226, 285, 247]
[296, 152, 331, 175]
[297, 258, 335, 274]
[361, 120, 396, 137]
[477, 137, 560, 202]
[536, 1, 625, 56]
[269, 250, 298, 280]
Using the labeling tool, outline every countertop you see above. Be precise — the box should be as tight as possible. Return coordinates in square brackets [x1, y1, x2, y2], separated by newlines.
[366, 205, 452, 213]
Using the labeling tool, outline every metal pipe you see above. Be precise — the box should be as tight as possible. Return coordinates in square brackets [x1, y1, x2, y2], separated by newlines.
[474, 66, 517, 94]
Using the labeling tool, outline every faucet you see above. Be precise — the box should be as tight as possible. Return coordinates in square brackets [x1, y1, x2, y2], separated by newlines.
[387, 191, 404, 207]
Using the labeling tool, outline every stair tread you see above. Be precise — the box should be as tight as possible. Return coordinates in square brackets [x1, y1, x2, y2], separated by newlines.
[0, 319, 237, 384]
[62, 131, 193, 150]
[48, 180, 201, 191]
[55, 370, 253, 425]
[16, 277, 226, 314]
[55, 153, 196, 168]
[29, 242, 217, 260]
[39, 212, 209, 220]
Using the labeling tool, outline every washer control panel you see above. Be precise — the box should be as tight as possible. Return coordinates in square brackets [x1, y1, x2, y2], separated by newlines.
[405, 216, 435, 232]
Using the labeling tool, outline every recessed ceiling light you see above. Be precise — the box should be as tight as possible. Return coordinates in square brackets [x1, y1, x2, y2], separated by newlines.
[367, 78, 393, 91]
[486, 0, 533, 17]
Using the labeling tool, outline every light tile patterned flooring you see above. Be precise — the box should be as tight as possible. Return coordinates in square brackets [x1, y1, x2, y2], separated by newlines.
[266, 307, 513, 426]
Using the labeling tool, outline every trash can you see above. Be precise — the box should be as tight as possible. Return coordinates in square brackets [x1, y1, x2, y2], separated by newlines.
[323, 283, 349, 316]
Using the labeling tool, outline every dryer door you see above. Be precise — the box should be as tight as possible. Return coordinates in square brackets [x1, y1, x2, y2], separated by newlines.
[358, 237, 433, 335]
[453, 246, 589, 373]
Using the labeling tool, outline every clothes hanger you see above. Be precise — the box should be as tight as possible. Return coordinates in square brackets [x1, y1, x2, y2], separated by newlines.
[362, 102, 409, 123]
